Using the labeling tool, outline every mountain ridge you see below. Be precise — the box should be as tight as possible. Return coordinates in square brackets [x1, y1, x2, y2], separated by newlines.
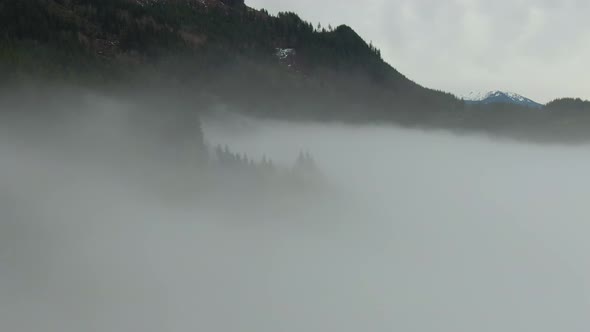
[461, 91, 543, 109]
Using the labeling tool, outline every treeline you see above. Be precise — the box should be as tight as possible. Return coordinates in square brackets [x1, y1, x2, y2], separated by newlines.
[213, 144, 319, 177]
[214, 144, 276, 173]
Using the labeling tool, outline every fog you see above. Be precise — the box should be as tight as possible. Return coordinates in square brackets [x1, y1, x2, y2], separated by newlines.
[2, 92, 590, 332]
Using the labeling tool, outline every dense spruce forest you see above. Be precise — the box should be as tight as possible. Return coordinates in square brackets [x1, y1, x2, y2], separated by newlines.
[1, 0, 590, 142]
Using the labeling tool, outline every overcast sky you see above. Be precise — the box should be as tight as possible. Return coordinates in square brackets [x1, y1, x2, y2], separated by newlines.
[248, 0, 589, 103]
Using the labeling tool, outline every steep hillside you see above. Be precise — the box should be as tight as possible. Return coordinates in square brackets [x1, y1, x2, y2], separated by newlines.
[0, 0, 461, 120]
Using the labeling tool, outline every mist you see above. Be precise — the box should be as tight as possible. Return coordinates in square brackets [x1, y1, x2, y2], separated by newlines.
[2, 90, 590, 332]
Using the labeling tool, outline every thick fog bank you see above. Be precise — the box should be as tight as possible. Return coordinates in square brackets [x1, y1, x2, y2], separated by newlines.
[2, 99, 590, 332]
[204, 115, 590, 331]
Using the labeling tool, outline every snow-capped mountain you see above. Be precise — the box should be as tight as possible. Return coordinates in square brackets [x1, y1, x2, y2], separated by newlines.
[461, 91, 543, 109]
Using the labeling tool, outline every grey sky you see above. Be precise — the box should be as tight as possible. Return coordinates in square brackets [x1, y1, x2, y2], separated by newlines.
[248, 0, 589, 103]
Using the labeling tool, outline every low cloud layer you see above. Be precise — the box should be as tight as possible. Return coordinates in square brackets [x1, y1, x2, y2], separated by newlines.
[249, 0, 590, 103]
[2, 91, 590, 331]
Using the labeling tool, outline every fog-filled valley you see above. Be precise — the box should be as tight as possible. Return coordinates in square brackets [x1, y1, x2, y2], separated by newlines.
[1, 89, 590, 332]
[3, 0, 590, 330]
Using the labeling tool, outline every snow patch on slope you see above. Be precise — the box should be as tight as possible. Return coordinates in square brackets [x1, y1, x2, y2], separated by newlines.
[276, 48, 296, 60]
[461, 91, 489, 101]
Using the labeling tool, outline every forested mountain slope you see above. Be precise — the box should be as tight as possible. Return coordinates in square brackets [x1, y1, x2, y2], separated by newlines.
[0, 0, 461, 121]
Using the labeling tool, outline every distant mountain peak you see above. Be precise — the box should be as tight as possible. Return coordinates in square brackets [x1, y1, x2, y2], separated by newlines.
[460, 90, 543, 109]
[461, 91, 489, 101]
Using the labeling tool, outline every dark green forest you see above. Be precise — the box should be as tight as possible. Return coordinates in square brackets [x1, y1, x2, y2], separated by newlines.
[0, 0, 459, 117]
